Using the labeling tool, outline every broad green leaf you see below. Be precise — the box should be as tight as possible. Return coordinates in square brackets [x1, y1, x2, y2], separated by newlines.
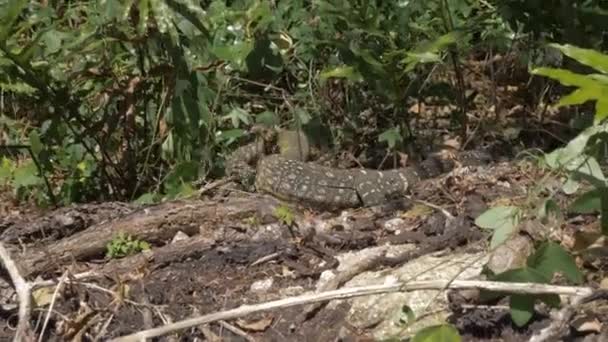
[378, 127, 402, 149]
[223, 107, 251, 128]
[12, 162, 43, 188]
[0, 0, 29, 42]
[558, 87, 601, 107]
[561, 177, 579, 195]
[482, 267, 549, 302]
[255, 111, 279, 127]
[28, 130, 44, 157]
[509, 294, 535, 327]
[164, 161, 199, 189]
[544, 123, 608, 170]
[216, 129, 246, 145]
[0, 157, 13, 183]
[569, 189, 601, 213]
[164, 0, 209, 37]
[404, 32, 460, 72]
[527, 242, 583, 284]
[137, 0, 151, 35]
[475, 206, 520, 230]
[568, 156, 606, 188]
[411, 324, 461, 342]
[295, 108, 312, 125]
[492, 267, 550, 284]
[134, 192, 157, 205]
[548, 43, 608, 74]
[319, 66, 363, 82]
[531, 68, 602, 90]
[212, 41, 254, 69]
[490, 222, 518, 249]
[537, 293, 561, 308]
[595, 98, 608, 123]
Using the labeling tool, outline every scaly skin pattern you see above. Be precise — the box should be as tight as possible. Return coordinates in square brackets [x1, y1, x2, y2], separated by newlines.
[226, 140, 490, 208]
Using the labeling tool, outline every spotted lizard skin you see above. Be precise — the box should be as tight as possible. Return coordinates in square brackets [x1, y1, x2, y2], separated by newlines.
[226, 139, 490, 209]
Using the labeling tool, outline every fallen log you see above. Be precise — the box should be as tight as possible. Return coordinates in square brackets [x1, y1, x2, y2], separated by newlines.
[16, 196, 283, 278]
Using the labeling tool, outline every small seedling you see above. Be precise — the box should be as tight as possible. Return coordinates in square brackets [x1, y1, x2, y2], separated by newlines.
[274, 204, 295, 226]
[106, 232, 151, 259]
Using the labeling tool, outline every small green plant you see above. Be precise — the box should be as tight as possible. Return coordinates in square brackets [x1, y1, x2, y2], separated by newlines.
[243, 215, 261, 227]
[106, 232, 151, 259]
[274, 204, 295, 226]
[411, 324, 462, 342]
[474, 42, 608, 327]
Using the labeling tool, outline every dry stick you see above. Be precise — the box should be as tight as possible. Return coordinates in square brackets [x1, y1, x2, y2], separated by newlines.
[217, 321, 256, 342]
[30, 271, 99, 290]
[111, 280, 594, 342]
[38, 271, 68, 342]
[0, 243, 34, 341]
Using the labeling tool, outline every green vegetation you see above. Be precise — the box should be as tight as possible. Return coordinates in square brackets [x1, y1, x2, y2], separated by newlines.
[2, 0, 608, 339]
[274, 203, 295, 226]
[106, 232, 151, 259]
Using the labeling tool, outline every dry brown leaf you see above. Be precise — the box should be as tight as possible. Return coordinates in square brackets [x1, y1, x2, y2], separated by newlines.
[401, 203, 434, 219]
[235, 316, 274, 332]
[571, 316, 602, 333]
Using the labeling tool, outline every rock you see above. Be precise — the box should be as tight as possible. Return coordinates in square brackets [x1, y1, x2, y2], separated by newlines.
[486, 234, 534, 275]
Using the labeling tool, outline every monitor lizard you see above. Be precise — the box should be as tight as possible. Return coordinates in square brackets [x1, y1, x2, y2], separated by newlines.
[225, 129, 490, 209]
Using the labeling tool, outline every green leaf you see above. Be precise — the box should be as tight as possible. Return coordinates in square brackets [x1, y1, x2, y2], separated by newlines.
[569, 189, 601, 214]
[490, 223, 518, 249]
[527, 242, 583, 284]
[475, 206, 520, 248]
[0, 157, 13, 184]
[12, 162, 43, 188]
[568, 155, 606, 188]
[164, 161, 199, 190]
[319, 66, 363, 83]
[544, 123, 608, 170]
[404, 32, 460, 73]
[255, 111, 279, 127]
[492, 267, 549, 284]
[0, 0, 29, 42]
[295, 107, 312, 125]
[548, 43, 608, 74]
[411, 324, 461, 342]
[137, 0, 151, 35]
[223, 107, 251, 128]
[378, 127, 402, 149]
[29, 130, 43, 157]
[134, 192, 157, 205]
[217, 129, 246, 145]
[531, 68, 603, 90]
[475, 206, 520, 230]
[561, 176, 580, 195]
[509, 294, 535, 327]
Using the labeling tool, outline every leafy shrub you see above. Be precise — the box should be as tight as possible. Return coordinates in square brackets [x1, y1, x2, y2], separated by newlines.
[474, 43, 608, 326]
[0, 0, 519, 205]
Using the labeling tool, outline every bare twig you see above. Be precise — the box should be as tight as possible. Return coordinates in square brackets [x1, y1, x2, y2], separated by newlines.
[111, 279, 594, 341]
[38, 272, 68, 342]
[409, 197, 455, 222]
[0, 243, 35, 341]
[217, 321, 256, 342]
